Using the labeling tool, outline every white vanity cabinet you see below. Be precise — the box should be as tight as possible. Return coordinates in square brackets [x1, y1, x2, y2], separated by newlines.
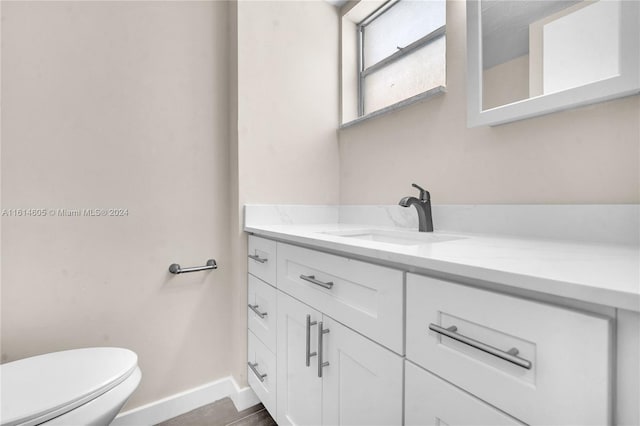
[247, 233, 626, 425]
[247, 235, 404, 426]
[276, 291, 403, 426]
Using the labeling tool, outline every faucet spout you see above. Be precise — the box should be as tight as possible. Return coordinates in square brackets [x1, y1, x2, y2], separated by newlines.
[398, 184, 434, 232]
[398, 196, 417, 207]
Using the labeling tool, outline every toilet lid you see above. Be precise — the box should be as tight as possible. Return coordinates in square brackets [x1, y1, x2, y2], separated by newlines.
[0, 347, 138, 426]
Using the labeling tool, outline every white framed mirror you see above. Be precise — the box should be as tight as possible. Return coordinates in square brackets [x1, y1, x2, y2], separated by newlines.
[467, 0, 640, 127]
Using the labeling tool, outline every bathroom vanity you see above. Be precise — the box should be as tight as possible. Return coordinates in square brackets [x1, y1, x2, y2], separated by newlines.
[244, 206, 639, 425]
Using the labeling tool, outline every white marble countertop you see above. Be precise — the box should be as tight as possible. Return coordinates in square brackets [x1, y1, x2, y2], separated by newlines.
[245, 222, 640, 312]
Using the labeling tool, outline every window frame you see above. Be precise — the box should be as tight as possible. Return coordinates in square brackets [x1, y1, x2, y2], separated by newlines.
[356, 0, 447, 118]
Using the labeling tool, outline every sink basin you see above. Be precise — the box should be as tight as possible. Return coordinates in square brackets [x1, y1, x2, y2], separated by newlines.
[322, 229, 464, 246]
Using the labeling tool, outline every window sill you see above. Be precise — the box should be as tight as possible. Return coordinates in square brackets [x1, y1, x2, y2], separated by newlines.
[339, 85, 446, 130]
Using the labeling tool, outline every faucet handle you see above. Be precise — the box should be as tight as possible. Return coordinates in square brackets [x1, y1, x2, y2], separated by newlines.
[411, 183, 430, 202]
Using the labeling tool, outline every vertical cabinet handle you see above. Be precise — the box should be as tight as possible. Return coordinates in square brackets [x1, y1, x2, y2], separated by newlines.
[248, 362, 267, 382]
[306, 315, 318, 367]
[248, 254, 268, 263]
[317, 321, 330, 377]
[248, 304, 267, 319]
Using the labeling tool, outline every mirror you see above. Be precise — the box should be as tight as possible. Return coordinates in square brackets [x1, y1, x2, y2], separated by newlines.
[467, 0, 640, 127]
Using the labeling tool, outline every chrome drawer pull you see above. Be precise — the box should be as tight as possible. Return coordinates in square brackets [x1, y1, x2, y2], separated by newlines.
[248, 304, 267, 319]
[306, 314, 318, 367]
[248, 362, 267, 382]
[300, 274, 334, 289]
[428, 323, 533, 370]
[248, 254, 268, 264]
[317, 321, 330, 377]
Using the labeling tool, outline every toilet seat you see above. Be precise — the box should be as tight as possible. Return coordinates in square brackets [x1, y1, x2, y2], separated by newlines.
[0, 347, 138, 426]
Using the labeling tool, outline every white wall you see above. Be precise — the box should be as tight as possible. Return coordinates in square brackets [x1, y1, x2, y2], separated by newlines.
[339, 0, 639, 205]
[1, 1, 232, 409]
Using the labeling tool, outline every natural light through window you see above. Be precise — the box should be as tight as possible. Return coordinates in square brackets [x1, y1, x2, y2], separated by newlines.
[341, 0, 446, 125]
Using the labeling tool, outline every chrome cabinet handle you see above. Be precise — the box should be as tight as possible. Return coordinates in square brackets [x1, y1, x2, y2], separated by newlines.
[248, 362, 267, 382]
[429, 323, 532, 370]
[169, 259, 217, 274]
[306, 314, 318, 367]
[248, 304, 267, 319]
[300, 274, 334, 289]
[317, 321, 330, 377]
[248, 254, 268, 264]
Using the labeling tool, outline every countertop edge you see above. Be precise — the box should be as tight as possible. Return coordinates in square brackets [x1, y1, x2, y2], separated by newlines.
[245, 226, 640, 313]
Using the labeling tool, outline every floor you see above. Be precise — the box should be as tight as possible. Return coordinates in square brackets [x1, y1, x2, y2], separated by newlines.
[156, 398, 276, 426]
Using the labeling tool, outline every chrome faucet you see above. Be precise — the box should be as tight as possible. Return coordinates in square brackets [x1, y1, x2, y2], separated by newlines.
[399, 183, 433, 232]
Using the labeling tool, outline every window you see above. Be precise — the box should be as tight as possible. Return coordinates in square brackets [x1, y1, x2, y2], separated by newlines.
[341, 0, 446, 125]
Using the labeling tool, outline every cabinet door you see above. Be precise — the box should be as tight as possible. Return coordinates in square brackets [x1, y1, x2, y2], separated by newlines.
[321, 317, 403, 426]
[405, 361, 524, 426]
[277, 292, 322, 426]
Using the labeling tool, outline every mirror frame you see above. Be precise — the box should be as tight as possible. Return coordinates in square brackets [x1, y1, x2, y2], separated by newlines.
[467, 0, 640, 127]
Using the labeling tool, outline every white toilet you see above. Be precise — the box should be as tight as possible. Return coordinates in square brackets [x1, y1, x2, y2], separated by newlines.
[0, 347, 141, 426]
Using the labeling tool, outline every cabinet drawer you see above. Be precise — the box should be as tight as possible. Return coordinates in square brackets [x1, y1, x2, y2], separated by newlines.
[248, 235, 277, 286]
[277, 242, 404, 353]
[248, 330, 276, 419]
[248, 274, 277, 352]
[406, 274, 611, 425]
[405, 361, 524, 426]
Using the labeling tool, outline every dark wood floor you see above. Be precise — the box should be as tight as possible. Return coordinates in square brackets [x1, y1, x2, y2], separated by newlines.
[156, 398, 276, 426]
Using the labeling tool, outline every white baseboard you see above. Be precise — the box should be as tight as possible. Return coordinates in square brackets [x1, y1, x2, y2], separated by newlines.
[228, 381, 261, 412]
[112, 376, 259, 426]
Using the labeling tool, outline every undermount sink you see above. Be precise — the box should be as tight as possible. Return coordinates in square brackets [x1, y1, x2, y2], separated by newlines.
[322, 229, 465, 246]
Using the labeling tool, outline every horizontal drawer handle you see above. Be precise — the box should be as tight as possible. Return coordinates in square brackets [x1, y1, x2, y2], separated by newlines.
[248, 254, 268, 264]
[300, 274, 334, 289]
[248, 362, 267, 382]
[428, 323, 532, 370]
[248, 304, 268, 319]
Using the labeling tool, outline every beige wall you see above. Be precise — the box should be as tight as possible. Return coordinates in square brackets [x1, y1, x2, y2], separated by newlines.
[237, 0, 340, 206]
[483, 54, 529, 110]
[1, 1, 232, 409]
[339, 0, 640, 205]
[1, 0, 340, 411]
[228, 0, 341, 384]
